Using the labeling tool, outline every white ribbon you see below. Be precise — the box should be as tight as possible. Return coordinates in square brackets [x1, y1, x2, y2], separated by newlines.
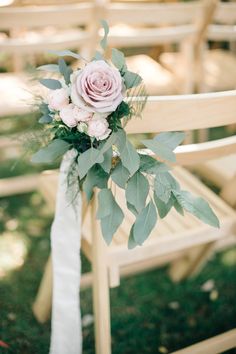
[49, 149, 82, 354]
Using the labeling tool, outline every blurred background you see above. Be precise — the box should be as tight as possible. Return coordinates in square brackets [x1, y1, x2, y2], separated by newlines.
[0, 0, 236, 353]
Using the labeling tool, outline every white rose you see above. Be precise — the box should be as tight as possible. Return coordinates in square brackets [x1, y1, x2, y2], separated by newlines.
[47, 88, 69, 111]
[87, 115, 111, 140]
[59, 104, 78, 128]
[73, 105, 92, 122]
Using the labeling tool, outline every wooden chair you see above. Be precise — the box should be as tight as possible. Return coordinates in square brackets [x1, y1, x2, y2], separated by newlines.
[161, 1, 236, 93]
[0, 2, 96, 117]
[96, 0, 216, 95]
[34, 90, 236, 354]
[0, 3, 96, 197]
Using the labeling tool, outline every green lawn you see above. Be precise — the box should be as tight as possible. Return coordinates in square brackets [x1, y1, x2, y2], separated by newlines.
[0, 190, 236, 354]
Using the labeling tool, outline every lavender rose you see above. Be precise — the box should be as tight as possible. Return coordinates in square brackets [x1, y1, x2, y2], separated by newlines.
[71, 60, 124, 113]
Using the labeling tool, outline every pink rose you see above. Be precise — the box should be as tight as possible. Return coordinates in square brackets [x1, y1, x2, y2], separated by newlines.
[71, 60, 124, 113]
[60, 104, 78, 128]
[60, 104, 92, 128]
[47, 88, 69, 111]
[87, 114, 111, 140]
[73, 105, 92, 122]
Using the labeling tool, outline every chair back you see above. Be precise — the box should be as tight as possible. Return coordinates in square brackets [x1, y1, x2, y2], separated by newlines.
[0, 3, 96, 67]
[97, 0, 216, 48]
[208, 2, 236, 41]
[125, 90, 236, 165]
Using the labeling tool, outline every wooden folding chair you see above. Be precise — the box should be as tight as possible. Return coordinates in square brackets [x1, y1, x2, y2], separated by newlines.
[0, 3, 96, 197]
[97, 0, 216, 95]
[34, 90, 236, 354]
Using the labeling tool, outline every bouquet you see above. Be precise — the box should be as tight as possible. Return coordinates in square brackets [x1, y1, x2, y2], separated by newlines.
[31, 21, 219, 248]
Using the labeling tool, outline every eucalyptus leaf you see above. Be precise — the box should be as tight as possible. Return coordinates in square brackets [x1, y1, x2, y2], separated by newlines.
[139, 154, 170, 174]
[38, 115, 52, 124]
[111, 161, 130, 189]
[126, 171, 149, 212]
[124, 70, 142, 89]
[39, 78, 62, 90]
[154, 193, 174, 219]
[142, 138, 176, 163]
[100, 20, 109, 51]
[49, 49, 86, 61]
[154, 132, 185, 150]
[31, 139, 70, 164]
[58, 58, 72, 85]
[128, 225, 139, 250]
[154, 171, 180, 204]
[77, 148, 104, 179]
[133, 201, 157, 245]
[173, 190, 219, 228]
[37, 64, 59, 72]
[97, 189, 124, 244]
[127, 202, 138, 217]
[83, 165, 109, 201]
[97, 189, 115, 219]
[121, 140, 140, 176]
[111, 48, 127, 71]
[93, 51, 104, 61]
[100, 204, 124, 245]
[100, 147, 113, 173]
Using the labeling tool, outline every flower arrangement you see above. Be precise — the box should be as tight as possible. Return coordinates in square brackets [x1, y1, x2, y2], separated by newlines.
[31, 21, 219, 247]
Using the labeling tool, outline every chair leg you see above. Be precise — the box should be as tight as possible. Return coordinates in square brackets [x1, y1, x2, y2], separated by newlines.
[169, 243, 214, 282]
[91, 200, 112, 354]
[32, 255, 52, 323]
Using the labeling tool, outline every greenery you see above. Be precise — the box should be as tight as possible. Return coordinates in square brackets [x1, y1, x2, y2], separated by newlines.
[0, 186, 235, 353]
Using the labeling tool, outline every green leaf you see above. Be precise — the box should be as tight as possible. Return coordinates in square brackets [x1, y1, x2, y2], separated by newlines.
[58, 58, 72, 85]
[97, 189, 115, 219]
[120, 140, 140, 176]
[100, 20, 109, 51]
[133, 201, 157, 245]
[173, 190, 220, 228]
[154, 193, 174, 218]
[49, 49, 86, 61]
[97, 189, 124, 244]
[142, 139, 175, 163]
[77, 148, 104, 179]
[37, 64, 59, 72]
[126, 171, 149, 212]
[128, 225, 139, 249]
[39, 102, 50, 115]
[139, 154, 170, 174]
[38, 115, 52, 124]
[127, 202, 138, 217]
[154, 172, 180, 203]
[173, 196, 184, 216]
[93, 51, 104, 61]
[111, 161, 130, 189]
[31, 139, 70, 164]
[39, 78, 62, 90]
[154, 132, 185, 150]
[124, 70, 142, 89]
[111, 48, 127, 71]
[100, 147, 113, 173]
[83, 165, 109, 201]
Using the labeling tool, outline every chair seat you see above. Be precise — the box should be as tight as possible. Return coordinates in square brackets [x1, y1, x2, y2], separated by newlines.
[194, 154, 236, 188]
[0, 73, 34, 117]
[126, 54, 180, 95]
[39, 166, 236, 286]
[160, 49, 236, 92]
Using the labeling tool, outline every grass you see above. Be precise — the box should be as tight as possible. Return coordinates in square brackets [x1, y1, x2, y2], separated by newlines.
[0, 190, 236, 354]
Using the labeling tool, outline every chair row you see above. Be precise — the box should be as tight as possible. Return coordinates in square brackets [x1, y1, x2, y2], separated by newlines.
[0, 0, 236, 118]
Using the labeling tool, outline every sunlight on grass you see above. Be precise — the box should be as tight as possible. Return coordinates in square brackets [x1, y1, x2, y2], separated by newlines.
[221, 248, 236, 267]
[0, 232, 28, 278]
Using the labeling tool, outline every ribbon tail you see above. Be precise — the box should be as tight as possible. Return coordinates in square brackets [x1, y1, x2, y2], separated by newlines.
[49, 150, 82, 354]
